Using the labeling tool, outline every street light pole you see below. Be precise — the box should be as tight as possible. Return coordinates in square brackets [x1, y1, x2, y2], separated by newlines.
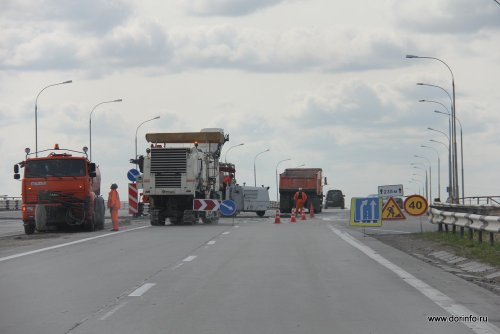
[412, 165, 428, 201]
[435, 110, 465, 203]
[89, 99, 123, 162]
[254, 149, 270, 187]
[415, 155, 432, 202]
[135, 116, 161, 168]
[421, 145, 440, 201]
[35, 80, 72, 157]
[275, 158, 291, 202]
[407, 55, 458, 203]
[224, 143, 245, 163]
[428, 127, 452, 203]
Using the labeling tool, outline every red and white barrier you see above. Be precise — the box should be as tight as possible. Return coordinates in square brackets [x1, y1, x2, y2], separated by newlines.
[128, 183, 138, 215]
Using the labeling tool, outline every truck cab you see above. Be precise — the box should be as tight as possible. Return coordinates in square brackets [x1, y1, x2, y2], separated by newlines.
[14, 145, 105, 234]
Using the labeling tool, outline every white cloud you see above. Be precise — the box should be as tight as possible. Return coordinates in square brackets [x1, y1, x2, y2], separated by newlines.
[182, 0, 287, 16]
[393, 0, 500, 34]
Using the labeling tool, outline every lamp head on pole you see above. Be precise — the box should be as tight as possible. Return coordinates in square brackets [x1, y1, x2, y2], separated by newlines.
[406, 54, 419, 59]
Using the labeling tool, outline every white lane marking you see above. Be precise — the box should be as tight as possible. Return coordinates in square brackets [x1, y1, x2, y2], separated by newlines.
[171, 263, 184, 270]
[328, 225, 500, 334]
[222, 232, 230, 235]
[100, 301, 128, 320]
[0, 226, 150, 263]
[183, 255, 197, 262]
[128, 283, 156, 297]
[207, 240, 216, 245]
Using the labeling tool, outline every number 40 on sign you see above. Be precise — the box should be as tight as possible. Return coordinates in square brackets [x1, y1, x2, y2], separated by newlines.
[403, 195, 428, 216]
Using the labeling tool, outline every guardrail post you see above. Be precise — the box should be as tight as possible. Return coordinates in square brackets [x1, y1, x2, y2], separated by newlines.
[452, 225, 456, 234]
[490, 232, 494, 246]
[438, 223, 443, 232]
[468, 228, 473, 241]
[460, 227, 464, 239]
[444, 224, 449, 233]
[478, 230, 483, 244]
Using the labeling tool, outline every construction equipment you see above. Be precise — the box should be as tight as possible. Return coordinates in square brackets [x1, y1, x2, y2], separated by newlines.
[219, 162, 270, 217]
[134, 129, 228, 225]
[279, 168, 326, 213]
[13, 145, 105, 234]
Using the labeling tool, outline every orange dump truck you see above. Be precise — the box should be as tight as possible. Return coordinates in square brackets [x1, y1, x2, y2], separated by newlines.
[279, 168, 326, 213]
[13, 145, 105, 234]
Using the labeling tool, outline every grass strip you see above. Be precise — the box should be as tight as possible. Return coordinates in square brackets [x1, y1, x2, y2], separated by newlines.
[416, 231, 500, 267]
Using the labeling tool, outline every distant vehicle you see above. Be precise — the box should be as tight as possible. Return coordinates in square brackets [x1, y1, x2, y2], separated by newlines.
[225, 184, 270, 217]
[324, 189, 345, 209]
[279, 168, 326, 213]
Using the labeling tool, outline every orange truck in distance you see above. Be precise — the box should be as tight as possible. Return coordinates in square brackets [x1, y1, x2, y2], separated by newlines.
[14, 144, 105, 234]
[279, 168, 326, 214]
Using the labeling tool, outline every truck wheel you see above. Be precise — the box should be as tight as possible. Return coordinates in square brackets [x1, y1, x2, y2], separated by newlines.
[35, 204, 47, 232]
[85, 216, 95, 232]
[24, 222, 36, 235]
[94, 197, 105, 230]
[256, 211, 265, 217]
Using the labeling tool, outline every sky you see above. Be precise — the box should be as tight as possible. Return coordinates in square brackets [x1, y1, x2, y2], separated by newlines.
[1, 0, 499, 203]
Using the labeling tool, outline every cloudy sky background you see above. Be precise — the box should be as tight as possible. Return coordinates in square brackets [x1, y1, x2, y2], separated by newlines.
[1, 0, 499, 203]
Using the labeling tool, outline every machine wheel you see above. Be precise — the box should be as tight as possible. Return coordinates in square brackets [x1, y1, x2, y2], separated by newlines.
[35, 204, 47, 232]
[24, 222, 36, 235]
[85, 216, 95, 232]
[94, 197, 105, 230]
[256, 211, 265, 217]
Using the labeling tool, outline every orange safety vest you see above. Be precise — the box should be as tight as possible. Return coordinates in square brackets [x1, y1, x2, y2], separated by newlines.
[107, 189, 121, 210]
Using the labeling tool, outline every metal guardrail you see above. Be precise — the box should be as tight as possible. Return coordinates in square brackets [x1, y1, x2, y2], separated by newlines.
[268, 201, 279, 209]
[0, 197, 21, 211]
[461, 196, 500, 206]
[429, 208, 500, 246]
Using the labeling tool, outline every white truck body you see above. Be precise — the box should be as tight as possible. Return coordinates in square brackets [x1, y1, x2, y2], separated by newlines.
[226, 185, 270, 217]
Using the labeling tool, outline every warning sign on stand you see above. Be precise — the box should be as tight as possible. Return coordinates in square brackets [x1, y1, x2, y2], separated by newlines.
[381, 197, 406, 220]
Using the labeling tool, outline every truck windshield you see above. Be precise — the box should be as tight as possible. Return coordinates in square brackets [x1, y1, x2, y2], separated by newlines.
[25, 159, 86, 178]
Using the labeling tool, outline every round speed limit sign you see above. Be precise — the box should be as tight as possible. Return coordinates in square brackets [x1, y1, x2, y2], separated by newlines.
[404, 195, 428, 216]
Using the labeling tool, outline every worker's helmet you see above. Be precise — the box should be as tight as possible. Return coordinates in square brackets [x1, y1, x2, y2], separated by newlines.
[299, 187, 302, 191]
[110, 183, 118, 189]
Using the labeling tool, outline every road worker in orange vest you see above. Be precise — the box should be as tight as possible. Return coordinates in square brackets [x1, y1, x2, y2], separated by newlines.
[107, 183, 121, 231]
[293, 187, 308, 214]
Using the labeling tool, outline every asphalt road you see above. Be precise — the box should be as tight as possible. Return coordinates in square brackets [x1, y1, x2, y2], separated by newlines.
[0, 209, 499, 334]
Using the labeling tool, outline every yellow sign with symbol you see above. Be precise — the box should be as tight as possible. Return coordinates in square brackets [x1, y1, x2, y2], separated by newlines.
[381, 197, 406, 220]
[404, 195, 428, 216]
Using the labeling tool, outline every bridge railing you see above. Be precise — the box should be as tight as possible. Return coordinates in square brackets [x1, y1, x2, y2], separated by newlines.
[429, 207, 500, 246]
[461, 196, 500, 206]
[0, 197, 21, 211]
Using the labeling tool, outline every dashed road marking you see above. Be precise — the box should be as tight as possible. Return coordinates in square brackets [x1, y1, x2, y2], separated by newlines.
[100, 302, 128, 320]
[183, 255, 197, 262]
[128, 283, 156, 297]
[207, 240, 216, 245]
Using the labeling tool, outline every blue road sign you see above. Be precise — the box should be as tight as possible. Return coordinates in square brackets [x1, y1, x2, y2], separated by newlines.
[350, 197, 383, 226]
[220, 200, 237, 216]
[127, 169, 140, 182]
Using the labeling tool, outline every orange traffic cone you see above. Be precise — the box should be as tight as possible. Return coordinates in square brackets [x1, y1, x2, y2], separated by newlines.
[274, 209, 281, 224]
[301, 208, 306, 221]
[310, 203, 315, 218]
[290, 208, 297, 223]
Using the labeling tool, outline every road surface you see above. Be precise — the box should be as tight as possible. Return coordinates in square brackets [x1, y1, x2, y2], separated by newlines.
[0, 209, 499, 334]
